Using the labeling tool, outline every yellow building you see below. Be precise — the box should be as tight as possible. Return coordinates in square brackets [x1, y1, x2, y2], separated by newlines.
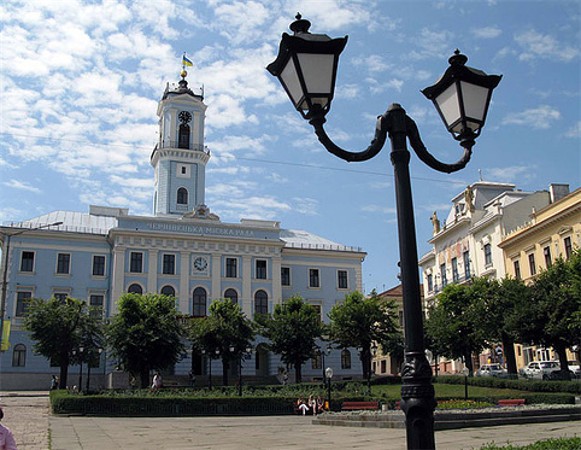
[498, 185, 580, 367]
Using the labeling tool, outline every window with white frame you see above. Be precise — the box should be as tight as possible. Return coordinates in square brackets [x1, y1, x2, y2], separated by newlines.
[225, 257, 237, 278]
[543, 245, 552, 268]
[56, 253, 70, 274]
[528, 253, 536, 276]
[130, 252, 143, 273]
[89, 294, 104, 318]
[309, 268, 320, 288]
[255, 259, 267, 279]
[281, 267, 291, 286]
[12, 344, 26, 367]
[15, 291, 32, 316]
[564, 236, 572, 259]
[92, 255, 106, 276]
[254, 290, 268, 315]
[451, 257, 459, 282]
[162, 254, 176, 275]
[483, 244, 492, 267]
[20, 251, 34, 272]
[337, 270, 348, 289]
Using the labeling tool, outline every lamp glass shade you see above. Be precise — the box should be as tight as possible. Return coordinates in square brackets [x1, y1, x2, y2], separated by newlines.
[297, 52, 335, 109]
[460, 81, 490, 129]
[325, 367, 334, 379]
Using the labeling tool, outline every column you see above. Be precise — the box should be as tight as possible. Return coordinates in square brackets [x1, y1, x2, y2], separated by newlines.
[110, 247, 125, 315]
[180, 251, 190, 313]
[242, 255, 252, 316]
[147, 250, 158, 294]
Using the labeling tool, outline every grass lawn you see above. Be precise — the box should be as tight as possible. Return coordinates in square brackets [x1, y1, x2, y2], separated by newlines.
[372, 383, 528, 400]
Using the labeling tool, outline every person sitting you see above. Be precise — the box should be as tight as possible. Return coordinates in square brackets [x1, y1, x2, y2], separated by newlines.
[296, 398, 309, 415]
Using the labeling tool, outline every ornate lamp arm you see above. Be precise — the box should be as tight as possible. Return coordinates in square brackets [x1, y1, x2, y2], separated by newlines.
[306, 103, 474, 172]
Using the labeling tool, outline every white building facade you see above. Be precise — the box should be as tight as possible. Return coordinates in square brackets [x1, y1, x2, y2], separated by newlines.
[0, 72, 366, 390]
[418, 181, 557, 373]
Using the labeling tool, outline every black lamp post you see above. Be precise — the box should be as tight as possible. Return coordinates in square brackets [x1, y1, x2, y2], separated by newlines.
[238, 346, 253, 396]
[268, 14, 501, 450]
[325, 366, 333, 410]
[368, 342, 378, 396]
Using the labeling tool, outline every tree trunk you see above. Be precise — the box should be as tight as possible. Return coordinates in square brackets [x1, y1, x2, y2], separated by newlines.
[501, 334, 518, 375]
[140, 368, 150, 389]
[59, 363, 68, 389]
[554, 342, 571, 380]
[294, 361, 302, 383]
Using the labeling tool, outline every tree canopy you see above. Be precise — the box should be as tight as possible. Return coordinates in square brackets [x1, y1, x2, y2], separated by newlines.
[256, 295, 323, 383]
[327, 290, 402, 379]
[24, 296, 103, 389]
[107, 293, 185, 388]
[188, 298, 255, 386]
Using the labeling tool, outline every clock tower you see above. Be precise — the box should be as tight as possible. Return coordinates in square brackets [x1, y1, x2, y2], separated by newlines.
[151, 70, 209, 216]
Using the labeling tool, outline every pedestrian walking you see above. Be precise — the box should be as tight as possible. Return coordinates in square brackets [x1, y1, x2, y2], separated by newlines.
[0, 406, 17, 450]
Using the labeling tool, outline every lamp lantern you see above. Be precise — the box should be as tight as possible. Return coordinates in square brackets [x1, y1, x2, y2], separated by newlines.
[421, 50, 502, 147]
[266, 13, 347, 119]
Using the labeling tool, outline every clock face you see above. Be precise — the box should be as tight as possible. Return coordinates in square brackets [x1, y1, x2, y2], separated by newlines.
[193, 256, 208, 271]
[179, 110, 192, 124]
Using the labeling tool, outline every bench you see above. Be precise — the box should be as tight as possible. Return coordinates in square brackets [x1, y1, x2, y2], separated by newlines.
[498, 398, 526, 407]
[341, 401, 379, 411]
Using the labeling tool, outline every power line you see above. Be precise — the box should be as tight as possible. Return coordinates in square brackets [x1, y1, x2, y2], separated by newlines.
[0, 131, 466, 185]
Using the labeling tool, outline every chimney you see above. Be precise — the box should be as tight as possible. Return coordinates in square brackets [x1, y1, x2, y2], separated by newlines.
[549, 184, 570, 203]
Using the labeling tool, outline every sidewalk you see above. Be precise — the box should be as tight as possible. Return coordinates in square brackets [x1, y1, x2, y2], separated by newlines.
[1, 392, 580, 450]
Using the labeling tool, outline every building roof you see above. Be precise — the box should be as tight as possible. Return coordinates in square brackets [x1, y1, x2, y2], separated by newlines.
[4, 209, 364, 253]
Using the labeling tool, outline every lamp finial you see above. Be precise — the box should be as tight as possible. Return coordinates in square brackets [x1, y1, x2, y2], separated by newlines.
[290, 12, 311, 34]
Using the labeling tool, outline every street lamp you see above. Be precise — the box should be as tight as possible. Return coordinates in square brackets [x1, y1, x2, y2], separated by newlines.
[368, 342, 378, 396]
[268, 15, 501, 450]
[0, 221, 63, 350]
[86, 348, 103, 393]
[462, 367, 470, 400]
[317, 343, 332, 381]
[325, 366, 333, 410]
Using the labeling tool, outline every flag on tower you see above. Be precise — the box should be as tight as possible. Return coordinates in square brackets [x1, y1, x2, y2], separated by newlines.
[182, 53, 193, 67]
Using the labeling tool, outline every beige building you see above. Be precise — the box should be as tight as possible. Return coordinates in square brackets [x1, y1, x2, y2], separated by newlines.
[498, 185, 580, 367]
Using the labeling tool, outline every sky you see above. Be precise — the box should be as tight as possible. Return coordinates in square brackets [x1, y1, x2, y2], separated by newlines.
[1, 0, 580, 295]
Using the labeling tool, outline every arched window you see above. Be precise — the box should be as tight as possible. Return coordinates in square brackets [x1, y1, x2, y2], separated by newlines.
[128, 283, 143, 294]
[178, 123, 190, 149]
[193, 287, 207, 317]
[161, 285, 175, 297]
[341, 349, 352, 369]
[224, 288, 238, 305]
[311, 351, 322, 370]
[177, 187, 188, 205]
[12, 344, 26, 367]
[254, 290, 268, 315]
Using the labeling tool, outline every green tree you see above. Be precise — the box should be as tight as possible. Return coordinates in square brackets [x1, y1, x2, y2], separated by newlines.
[327, 290, 402, 380]
[424, 283, 486, 375]
[256, 295, 323, 383]
[470, 276, 530, 376]
[188, 299, 254, 386]
[515, 250, 581, 377]
[107, 293, 185, 388]
[24, 297, 102, 389]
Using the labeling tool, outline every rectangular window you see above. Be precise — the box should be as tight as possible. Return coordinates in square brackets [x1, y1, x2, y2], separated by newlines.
[92, 255, 105, 276]
[54, 292, 68, 302]
[337, 270, 348, 289]
[281, 267, 291, 286]
[311, 353, 322, 370]
[20, 251, 34, 272]
[513, 260, 521, 280]
[381, 359, 387, 374]
[451, 257, 459, 282]
[564, 236, 572, 259]
[226, 257, 237, 278]
[463, 251, 471, 279]
[484, 244, 492, 267]
[309, 268, 320, 288]
[310, 304, 322, 322]
[130, 252, 143, 273]
[543, 246, 552, 268]
[16, 291, 32, 316]
[528, 253, 536, 276]
[427, 274, 433, 292]
[440, 263, 447, 287]
[256, 260, 267, 279]
[56, 253, 70, 274]
[162, 254, 176, 275]
[89, 294, 104, 318]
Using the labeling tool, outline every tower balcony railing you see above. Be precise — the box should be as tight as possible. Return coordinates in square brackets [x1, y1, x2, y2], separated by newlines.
[153, 142, 209, 152]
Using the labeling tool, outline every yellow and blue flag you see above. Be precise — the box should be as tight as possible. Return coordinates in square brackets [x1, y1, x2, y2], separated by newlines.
[182, 54, 193, 67]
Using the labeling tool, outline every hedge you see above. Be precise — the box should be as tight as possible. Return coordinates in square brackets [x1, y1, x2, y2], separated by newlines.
[434, 375, 581, 395]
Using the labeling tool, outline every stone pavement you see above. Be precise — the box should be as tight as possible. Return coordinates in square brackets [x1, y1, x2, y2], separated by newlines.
[1, 392, 580, 450]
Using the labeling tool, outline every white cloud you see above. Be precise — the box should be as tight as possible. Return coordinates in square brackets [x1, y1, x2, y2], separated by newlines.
[473, 26, 502, 39]
[515, 30, 579, 62]
[565, 121, 581, 139]
[504, 105, 561, 129]
[3, 179, 41, 194]
[483, 165, 537, 183]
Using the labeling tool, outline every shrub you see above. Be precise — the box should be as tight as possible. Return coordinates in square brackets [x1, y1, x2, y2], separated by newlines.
[479, 437, 581, 449]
